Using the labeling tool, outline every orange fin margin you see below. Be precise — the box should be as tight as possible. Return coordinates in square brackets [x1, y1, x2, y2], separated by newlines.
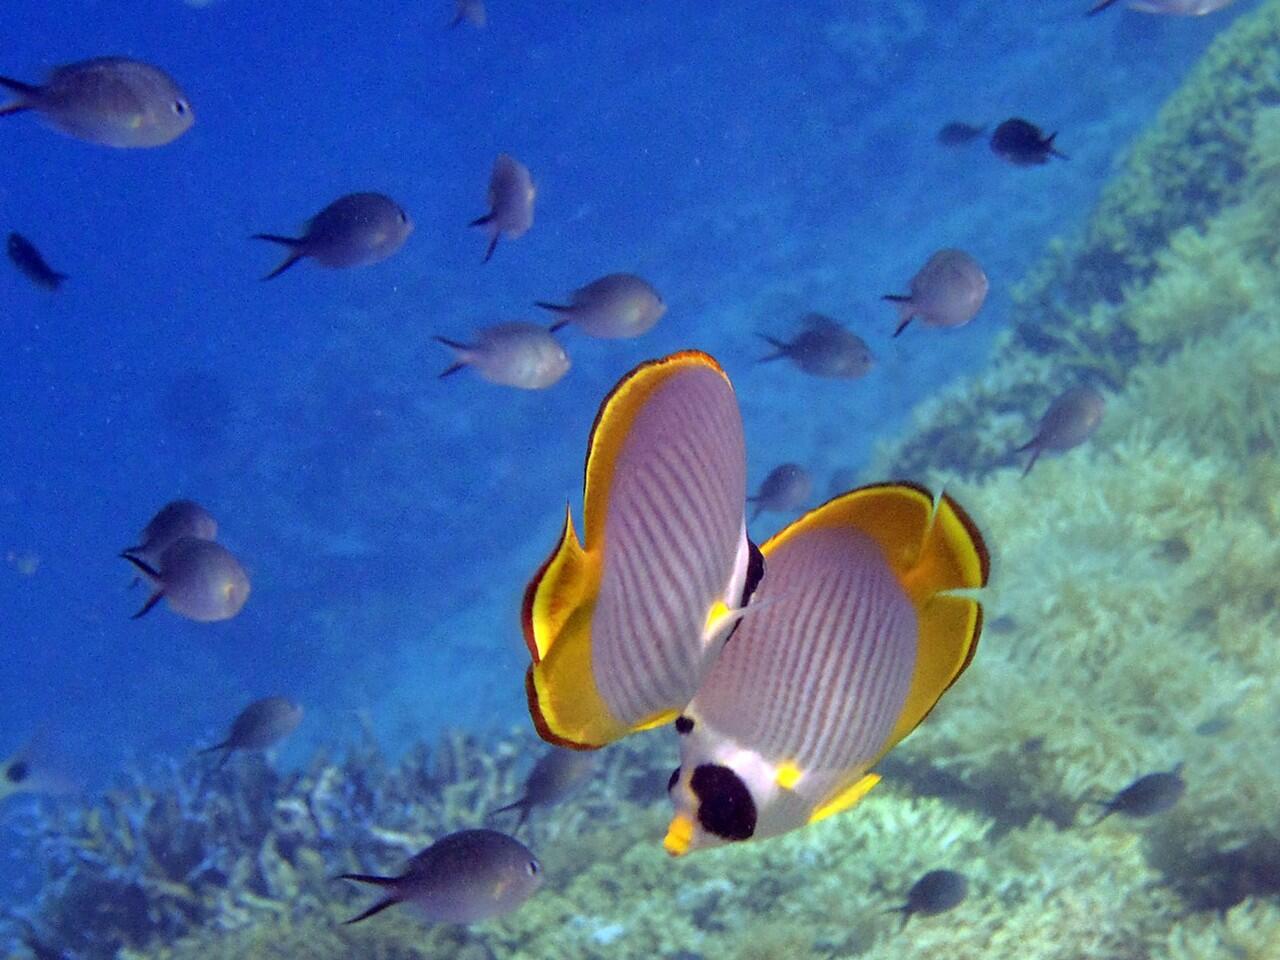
[522, 505, 593, 663]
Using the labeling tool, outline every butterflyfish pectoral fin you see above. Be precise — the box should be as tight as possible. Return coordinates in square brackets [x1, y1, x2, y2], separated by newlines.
[808, 772, 882, 825]
[522, 504, 594, 663]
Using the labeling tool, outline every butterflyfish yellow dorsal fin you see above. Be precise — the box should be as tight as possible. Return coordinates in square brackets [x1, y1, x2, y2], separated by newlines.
[808, 772, 882, 824]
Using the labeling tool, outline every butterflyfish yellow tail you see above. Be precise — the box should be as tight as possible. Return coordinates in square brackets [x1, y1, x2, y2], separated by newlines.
[522, 506, 616, 749]
[885, 487, 988, 752]
[522, 504, 593, 663]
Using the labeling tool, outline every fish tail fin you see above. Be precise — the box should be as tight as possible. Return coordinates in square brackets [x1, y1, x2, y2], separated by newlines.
[0, 76, 37, 115]
[131, 591, 164, 620]
[523, 505, 621, 749]
[121, 553, 164, 617]
[1019, 446, 1041, 477]
[481, 231, 499, 263]
[1086, 0, 1122, 15]
[251, 235, 305, 280]
[197, 740, 230, 757]
[433, 336, 471, 378]
[486, 797, 525, 819]
[339, 872, 398, 887]
[119, 551, 159, 580]
[883, 294, 915, 337]
[341, 893, 400, 925]
[755, 334, 787, 363]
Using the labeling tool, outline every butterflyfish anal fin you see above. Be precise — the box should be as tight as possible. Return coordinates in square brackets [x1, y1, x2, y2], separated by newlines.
[580, 350, 729, 548]
[522, 505, 593, 663]
[808, 772, 882, 825]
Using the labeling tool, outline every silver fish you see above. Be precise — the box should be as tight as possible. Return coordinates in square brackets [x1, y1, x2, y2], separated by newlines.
[748, 463, 812, 522]
[341, 829, 542, 924]
[121, 537, 250, 622]
[1088, 0, 1234, 14]
[435, 322, 569, 389]
[471, 154, 535, 263]
[0, 729, 77, 802]
[884, 249, 988, 337]
[489, 747, 597, 830]
[126, 500, 217, 569]
[757, 314, 873, 379]
[253, 192, 412, 280]
[0, 57, 193, 148]
[536, 273, 666, 339]
[1016, 385, 1105, 476]
[199, 696, 303, 767]
[449, 0, 487, 28]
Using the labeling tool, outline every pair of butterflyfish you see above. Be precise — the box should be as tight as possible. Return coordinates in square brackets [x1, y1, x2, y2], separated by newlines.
[521, 351, 988, 855]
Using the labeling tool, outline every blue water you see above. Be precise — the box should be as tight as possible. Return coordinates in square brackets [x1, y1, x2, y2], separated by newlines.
[0, 0, 1249, 849]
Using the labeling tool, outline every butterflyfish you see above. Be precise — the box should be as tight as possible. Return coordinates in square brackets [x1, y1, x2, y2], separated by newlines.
[664, 482, 988, 855]
[523, 351, 760, 750]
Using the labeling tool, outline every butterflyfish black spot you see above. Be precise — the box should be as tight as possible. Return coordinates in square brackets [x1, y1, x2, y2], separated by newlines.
[675, 715, 694, 735]
[691, 764, 756, 842]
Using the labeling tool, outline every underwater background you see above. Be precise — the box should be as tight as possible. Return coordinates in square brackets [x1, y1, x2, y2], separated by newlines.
[2, 0, 1278, 957]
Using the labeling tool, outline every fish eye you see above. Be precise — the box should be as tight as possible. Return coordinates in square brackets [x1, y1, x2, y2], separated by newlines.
[399, 210, 408, 222]
[172, 100, 188, 115]
[527, 859, 540, 876]
[667, 766, 680, 792]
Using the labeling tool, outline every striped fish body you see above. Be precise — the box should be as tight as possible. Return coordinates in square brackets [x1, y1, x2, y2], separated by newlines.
[665, 483, 988, 855]
[524, 352, 750, 749]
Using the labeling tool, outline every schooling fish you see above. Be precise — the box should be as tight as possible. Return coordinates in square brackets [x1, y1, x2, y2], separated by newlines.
[0, 731, 76, 802]
[449, 0, 487, 28]
[664, 483, 988, 855]
[891, 869, 969, 927]
[523, 351, 759, 749]
[757, 314, 873, 379]
[748, 463, 812, 523]
[537, 273, 666, 339]
[936, 122, 986, 147]
[126, 499, 217, 568]
[7, 233, 67, 291]
[252, 192, 412, 280]
[435, 322, 570, 389]
[1015, 384, 1105, 476]
[489, 746, 597, 830]
[121, 537, 250, 622]
[1090, 764, 1185, 823]
[883, 249, 988, 338]
[1088, 0, 1234, 14]
[341, 829, 542, 924]
[472, 153, 535, 263]
[990, 119, 1067, 166]
[0, 57, 193, 148]
[199, 696, 303, 767]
